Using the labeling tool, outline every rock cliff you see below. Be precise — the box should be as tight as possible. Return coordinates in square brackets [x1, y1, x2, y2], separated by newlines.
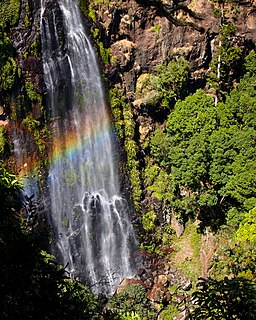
[0, 1, 255, 317]
[92, 0, 255, 90]
[87, 0, 256, 216]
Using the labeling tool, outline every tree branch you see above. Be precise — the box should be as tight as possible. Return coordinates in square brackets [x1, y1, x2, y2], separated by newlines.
[136, 0, 205, 33]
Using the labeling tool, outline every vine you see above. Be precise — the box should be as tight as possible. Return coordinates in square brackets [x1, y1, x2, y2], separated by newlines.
[109, 88, 142, 211]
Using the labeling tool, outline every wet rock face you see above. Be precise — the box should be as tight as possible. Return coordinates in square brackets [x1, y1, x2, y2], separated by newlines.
[12, 0, 44, 93]
[111, 39, 136, 70]
[88, 2, 255, 309]
[94, 0, 255, 94]
[92, 0, 256, 225]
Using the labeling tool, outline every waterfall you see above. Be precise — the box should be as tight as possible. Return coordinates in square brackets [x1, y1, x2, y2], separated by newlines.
[40, 0, 138, 295]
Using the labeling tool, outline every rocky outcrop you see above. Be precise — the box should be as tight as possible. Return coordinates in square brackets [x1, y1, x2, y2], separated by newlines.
[94, 0, 255, 92]
[200, 228, 217, 277]
[1, 2, 255, 315]
[12, 0, 44, 95]
[86, 5, 255, 313]
[90, 0, 256, 240]
[115, 255, 194, 318]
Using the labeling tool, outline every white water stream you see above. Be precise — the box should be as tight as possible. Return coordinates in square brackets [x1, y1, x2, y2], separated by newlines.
[40, 0, 138, 295]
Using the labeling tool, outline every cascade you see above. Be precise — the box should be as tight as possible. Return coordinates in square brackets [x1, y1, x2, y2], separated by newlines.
[40, 0, 138, 295]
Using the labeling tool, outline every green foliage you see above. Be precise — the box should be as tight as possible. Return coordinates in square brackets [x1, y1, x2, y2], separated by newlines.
[155, 57, 190, 108]
[208, 71, 256, 220]
[148, 59, 256, 226]
[192, 277, 256, 319]
[135, 61, 193, 219]
[141, 210, 157, 232]
[166, 89, 216, 140]
[89, 24, 110, 65]
[56, 279, 99, 319]
[208, 6, 243, 97]
[0, 31, 17, 91]
[0, 0, 21, 29]
[25, 40, 41, 58]
[106, 284, 154, 320]
[90, 26, 110, 64]
[135, 58, 190, 111]
[150, 90, 216, 220]
[92, 0, 110, 4]
[208, 125, 256, 208]
[116, 311, 144, 320]
[109, 88, 125, 139]
[0, 165, 100, 320]
[0, 55, 16, 90]
[25, 80, 42, 104]
[244, 50, 256, 76]
[0, 164, 22, 256]
[144, 163, 159, 187]
[149, 129, 170, 167]
[150, 24, 161, 34]
[146, 166, 175, 203]
[109, 88, 141, 210]
[22, 114, 49, 155]
[123, 102, 142, 210]
[129, 165, 142, 209]
[79, 0, 89, 16]
[24, 0, 31, 29]
[88, 4, 97, 22]
[99, 41, 110, 64]
[136, 73, 158, 96]
[0, 126, 7, 155]
[218, 22, 242, 68]
[160, 304, 180, 319]
[123, 103, 136, 140]
[0, 163, 21, 190]
[236, 207, 256, 243]
[210, 225, 256, 282]
[22, 113, 40, 131]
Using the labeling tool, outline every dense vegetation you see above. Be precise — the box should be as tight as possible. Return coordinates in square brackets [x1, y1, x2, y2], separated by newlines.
[148, 52, 256, 229]
[105, 4, 256, 312]
[108, 48, 256, 319]
[0, 163, 101, 319]
[0, 0, 255, 319]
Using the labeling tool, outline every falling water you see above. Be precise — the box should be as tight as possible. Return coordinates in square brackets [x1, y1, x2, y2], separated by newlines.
[40, 0, 138, 295]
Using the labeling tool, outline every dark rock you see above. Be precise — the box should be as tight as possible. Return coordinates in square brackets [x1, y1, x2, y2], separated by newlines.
[137, 267, 145, 276]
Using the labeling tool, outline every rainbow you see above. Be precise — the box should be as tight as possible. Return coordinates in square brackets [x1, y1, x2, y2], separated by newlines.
[50, 111, 113, 166]
[13, 107, 114, 191]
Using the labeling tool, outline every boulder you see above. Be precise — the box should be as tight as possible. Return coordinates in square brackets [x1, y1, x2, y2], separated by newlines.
[147, 283, 166, 303]
[171, 215, 184, 238]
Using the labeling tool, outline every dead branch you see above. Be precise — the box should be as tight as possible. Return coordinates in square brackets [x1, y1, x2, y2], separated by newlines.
[136, 0, 205, 33]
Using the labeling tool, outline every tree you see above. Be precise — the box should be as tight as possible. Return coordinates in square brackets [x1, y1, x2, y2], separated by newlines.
[148, 52, 256, 227]
[236, 207, 256, 243]
[106, 284, 154, 320]
[155, 57, 190, 108]
[208, 0, 243, 104]
[192, 277, 256, 319]
[0, 31, 17, 91]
